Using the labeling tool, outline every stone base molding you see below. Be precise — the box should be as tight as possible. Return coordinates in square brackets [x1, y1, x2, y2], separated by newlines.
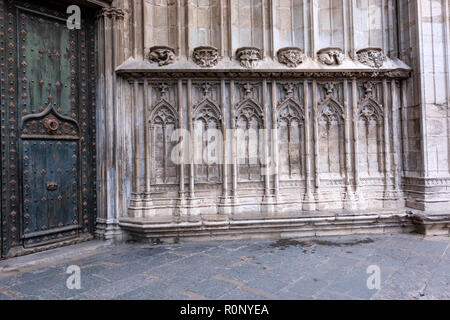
[119, 211, 416, 243]
[411, 211, 450, 236]
[5, 234, 94, 259]
[95, 218, 126, 241]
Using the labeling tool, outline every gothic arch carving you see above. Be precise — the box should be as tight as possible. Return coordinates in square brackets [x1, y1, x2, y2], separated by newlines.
[149, 99, 178, 125]
[149, 99, 178, 184]
[357, 97, 384, 175]
[277, 98, 305, 180]
[358, 98, 383, 123]
[235, 98, 264, 125]
[235, 98, 264, 182]
[192, 96, 222, 183]
[317, 97, 344, 123]
[317, 98, 345, 177]
[193, 96, 222, 127]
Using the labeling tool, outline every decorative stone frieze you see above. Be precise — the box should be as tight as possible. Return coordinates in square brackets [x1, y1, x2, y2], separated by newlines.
[99, 7, 125, 20]
[357, 48, 386, 68]
[118, 70, 411, 80]
[236, 47, 262, 68]
[148, 46, 176, 66]
[277, 47, 305, 67]
[192, 46, 220, 67]
[317, 47, 345, 65]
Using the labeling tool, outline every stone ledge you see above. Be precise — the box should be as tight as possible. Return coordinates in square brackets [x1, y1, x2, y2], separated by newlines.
[410, 211, 450, 236]
[3, 234, 95, 260]
[119, 211, 415, 243]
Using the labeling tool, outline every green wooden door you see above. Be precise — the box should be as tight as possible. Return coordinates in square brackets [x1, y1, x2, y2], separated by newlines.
[0, 0, 97, 256]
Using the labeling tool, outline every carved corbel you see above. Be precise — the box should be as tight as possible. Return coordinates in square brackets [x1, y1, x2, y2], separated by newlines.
[277, 47, 305, 67]
[236, 47, 262, 68]
[317, 47, 345, 65]
[148, 46, 176, 66]
[192, 46, 221, 67]
[357, 48, 386, 68]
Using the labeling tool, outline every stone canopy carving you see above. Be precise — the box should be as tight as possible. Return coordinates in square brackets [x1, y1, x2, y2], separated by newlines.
[357, 48, 386, 68]
[192, 46, 220, 67]
[317, 47, 345, 65]
[277, 47, 305, 67]
[148, 46, 176, 66]
[236, 47, 262, 68]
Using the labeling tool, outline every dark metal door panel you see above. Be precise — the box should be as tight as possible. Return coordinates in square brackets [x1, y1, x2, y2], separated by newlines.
[22, 138, 80, 246]
[17, 4, 82, 246]
[1, 0, 97, 256]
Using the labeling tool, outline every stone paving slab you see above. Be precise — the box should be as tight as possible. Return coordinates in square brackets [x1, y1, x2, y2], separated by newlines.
[0, 234, 448, 300]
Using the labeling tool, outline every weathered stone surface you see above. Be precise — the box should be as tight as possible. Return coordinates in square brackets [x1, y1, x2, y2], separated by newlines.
[4, 0, 448, 259]
[0, 235, 449, 300]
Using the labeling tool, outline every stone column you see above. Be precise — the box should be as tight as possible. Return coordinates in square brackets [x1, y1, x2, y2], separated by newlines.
[230, 80, 238, 207]
[177, 79, 187, 215]
[187, 80, 195, 200]
[343, 80, 356, 210]
[302, 80, 315, 210]
[312, 81, 320, 197]
[143, 79, 153, 215]
[382, 79, 393, 202]
[219, 79, 232, 214]
[271, 80, 280, 199]
[95, 7, 125, 240]
[401, 0, 450, 235]
[262, 79, 274, 213]
[352, 79, 363, 208]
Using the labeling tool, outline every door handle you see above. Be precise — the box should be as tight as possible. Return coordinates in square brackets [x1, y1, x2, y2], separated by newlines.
[47, 182, 58, 191]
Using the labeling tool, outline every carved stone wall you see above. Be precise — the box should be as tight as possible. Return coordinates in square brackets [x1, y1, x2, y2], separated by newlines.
[118, 74, 406, 232]
[93, 0, 450, 241]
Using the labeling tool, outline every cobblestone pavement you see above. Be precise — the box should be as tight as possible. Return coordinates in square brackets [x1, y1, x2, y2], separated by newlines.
[0, 234, 448, 300]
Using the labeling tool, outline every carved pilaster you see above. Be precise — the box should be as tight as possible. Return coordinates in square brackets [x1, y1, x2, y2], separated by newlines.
[177, 79, 187, 215]
[262, 79, 275, 213]
[343, 80, 357, 210]
[302, 80, 315, 211]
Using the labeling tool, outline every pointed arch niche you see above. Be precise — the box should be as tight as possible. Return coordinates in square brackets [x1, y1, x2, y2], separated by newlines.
[318, 97, 345, 178]
[235, 98, 264, 182]
[357, 95, 384, 176]
[277, 96, 305, 180]
[149, 98, 178, 185]
[192, 95, 222, 184]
